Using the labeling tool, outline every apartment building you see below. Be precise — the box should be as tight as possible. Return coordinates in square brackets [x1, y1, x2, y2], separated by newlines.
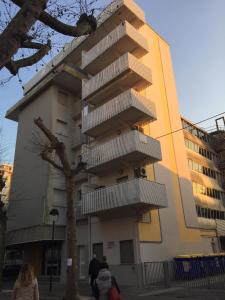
[5, 0, 215, 285]
[182, 117, 225, 252]
[0, 164, 13, 205]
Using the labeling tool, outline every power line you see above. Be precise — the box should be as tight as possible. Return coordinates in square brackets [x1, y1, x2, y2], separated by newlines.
[155, 111, 225, 140]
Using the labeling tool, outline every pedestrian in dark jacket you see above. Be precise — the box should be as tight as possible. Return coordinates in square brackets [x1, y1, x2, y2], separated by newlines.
[88, 254, 100, 295]
[101, 256, 109, 269]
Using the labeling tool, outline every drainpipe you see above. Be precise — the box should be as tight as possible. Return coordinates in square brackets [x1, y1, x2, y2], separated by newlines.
[88, 215, 92, 261]
[134, 219, 142, 287]
[215, 220, 222, 252]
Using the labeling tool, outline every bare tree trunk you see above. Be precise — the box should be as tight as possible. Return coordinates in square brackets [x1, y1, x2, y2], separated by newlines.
[34, 118, 85, 300]
[0, 0, 48, 70]
[0, 209, 6, 291]
[65, 175, 79, 300]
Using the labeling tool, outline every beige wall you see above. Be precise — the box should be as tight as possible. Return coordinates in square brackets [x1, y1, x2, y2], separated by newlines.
[7, 86, 55, 231]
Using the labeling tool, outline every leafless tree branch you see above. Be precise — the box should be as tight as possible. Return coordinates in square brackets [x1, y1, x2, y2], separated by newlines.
[0, 0, 98, 75]
[5, 40, 51, 75]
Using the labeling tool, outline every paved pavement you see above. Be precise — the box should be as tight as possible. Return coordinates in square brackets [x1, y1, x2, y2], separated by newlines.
[1, 281, 225, 300]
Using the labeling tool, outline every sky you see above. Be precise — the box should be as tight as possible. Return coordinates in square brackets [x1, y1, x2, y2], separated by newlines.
[0, 0, 225, 162]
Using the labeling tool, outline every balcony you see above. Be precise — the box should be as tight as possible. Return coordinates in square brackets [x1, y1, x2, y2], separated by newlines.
[216, 153, 225, 171]
[81, 178, 167, 217]
[210, 131, 225, 152]
[82, 89, 156, 137]
[81, 130, 161, 174]
[82, 53, 152, 105]
[82, 21, 148, 75]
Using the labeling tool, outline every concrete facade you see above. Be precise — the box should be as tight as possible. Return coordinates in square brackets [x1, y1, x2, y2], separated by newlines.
[5, 0, 225, 286]
[182, 117, 225, 253]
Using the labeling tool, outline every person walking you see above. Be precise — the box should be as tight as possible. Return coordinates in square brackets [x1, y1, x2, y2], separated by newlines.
[94, 263, 121, 300]
[11, 263, 39, 300]
[101, 256, 109, 269]
[88, 254, 100, 296]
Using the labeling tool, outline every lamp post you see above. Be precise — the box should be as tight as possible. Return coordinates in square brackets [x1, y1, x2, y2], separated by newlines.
[49, 208, 59, 293]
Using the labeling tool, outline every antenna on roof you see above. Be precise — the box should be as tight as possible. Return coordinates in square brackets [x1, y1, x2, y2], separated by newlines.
[215, 117, 225, 131]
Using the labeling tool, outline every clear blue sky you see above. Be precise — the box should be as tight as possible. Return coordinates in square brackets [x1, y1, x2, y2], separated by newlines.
[1, 0, 225, 162]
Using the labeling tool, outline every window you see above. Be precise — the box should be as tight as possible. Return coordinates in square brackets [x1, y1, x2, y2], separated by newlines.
[196, 206, 225, 221]
[58, 91, 68, 107]
[192, 182, 222, 200]
[141, 212, 151, 223]
[77, 190, 82, 201]
[53, 189, 66, 207]
[92, 243, 103, 261]
[120, 240, 134, 264]
[56, 119, 68, 137]
[184, 139, 215, 161]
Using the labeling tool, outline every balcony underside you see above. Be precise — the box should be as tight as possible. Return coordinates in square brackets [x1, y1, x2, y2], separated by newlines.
[83, 24, 148, 75]
[84, 37, 148, 75]
[84, 69, 151, 105]
[81, 178, 167, 217]
[82, 130, 161, 174]
[82, 89, 156, 137]
[115, 0, 145, 28]
[82, 53, 152, 105]
[87, 150, 158, 174]
[83, 105, 155, 138]
[84, 202, 156, 219]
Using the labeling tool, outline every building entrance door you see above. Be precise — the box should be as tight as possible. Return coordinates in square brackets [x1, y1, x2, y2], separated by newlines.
[79, 246, 86, 280]
[41, 243, 61, 276]
[92, 243, 103, 261]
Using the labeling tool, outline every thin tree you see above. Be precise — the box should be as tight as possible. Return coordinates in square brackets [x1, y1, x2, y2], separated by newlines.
[34, 117, 85, 300]
[0, 0, 98, 75]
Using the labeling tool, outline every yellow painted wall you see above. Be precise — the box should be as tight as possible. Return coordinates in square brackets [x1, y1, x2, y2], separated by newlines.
[137, 24, 201, 244]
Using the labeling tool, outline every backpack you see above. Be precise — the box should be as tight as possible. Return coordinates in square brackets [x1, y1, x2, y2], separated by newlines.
[108, 286, 122, 300]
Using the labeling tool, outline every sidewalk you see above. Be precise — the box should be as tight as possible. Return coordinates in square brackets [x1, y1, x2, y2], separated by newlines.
[1, 281, 225, 300]
[1, 281, 94, 300]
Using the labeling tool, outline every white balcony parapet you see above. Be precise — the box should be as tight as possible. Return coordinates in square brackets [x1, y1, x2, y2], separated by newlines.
[81, 178, 167, 216]
[82, 53, 152, 105]
[82, 89, 156, 137]
[82, 21, 148, 74]
[82, 130, 161, 173]
[198, 217, 216, 230]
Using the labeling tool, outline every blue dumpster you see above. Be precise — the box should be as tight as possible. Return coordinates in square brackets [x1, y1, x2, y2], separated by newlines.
[174, 255, 204, 280]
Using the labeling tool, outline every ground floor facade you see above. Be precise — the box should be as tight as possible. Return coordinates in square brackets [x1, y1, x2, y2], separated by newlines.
[5, 215, 225, 286]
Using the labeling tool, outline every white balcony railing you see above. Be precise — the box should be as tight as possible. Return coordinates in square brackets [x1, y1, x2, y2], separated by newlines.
[82, 130, 161, 173]
[81, 178, 167, 216]
[82, 53, 152, 104]
[82, 89, 156, 137]
[82, 21, 148, 74]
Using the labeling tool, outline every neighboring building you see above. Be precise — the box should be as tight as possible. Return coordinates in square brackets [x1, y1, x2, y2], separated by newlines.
[182, 117, 225, 252]
[5, 0, 224, 285]
[0, 163, 13, 205]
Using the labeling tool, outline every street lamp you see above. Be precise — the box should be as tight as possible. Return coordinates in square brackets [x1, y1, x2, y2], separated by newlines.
[49, 208, 59, 293]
